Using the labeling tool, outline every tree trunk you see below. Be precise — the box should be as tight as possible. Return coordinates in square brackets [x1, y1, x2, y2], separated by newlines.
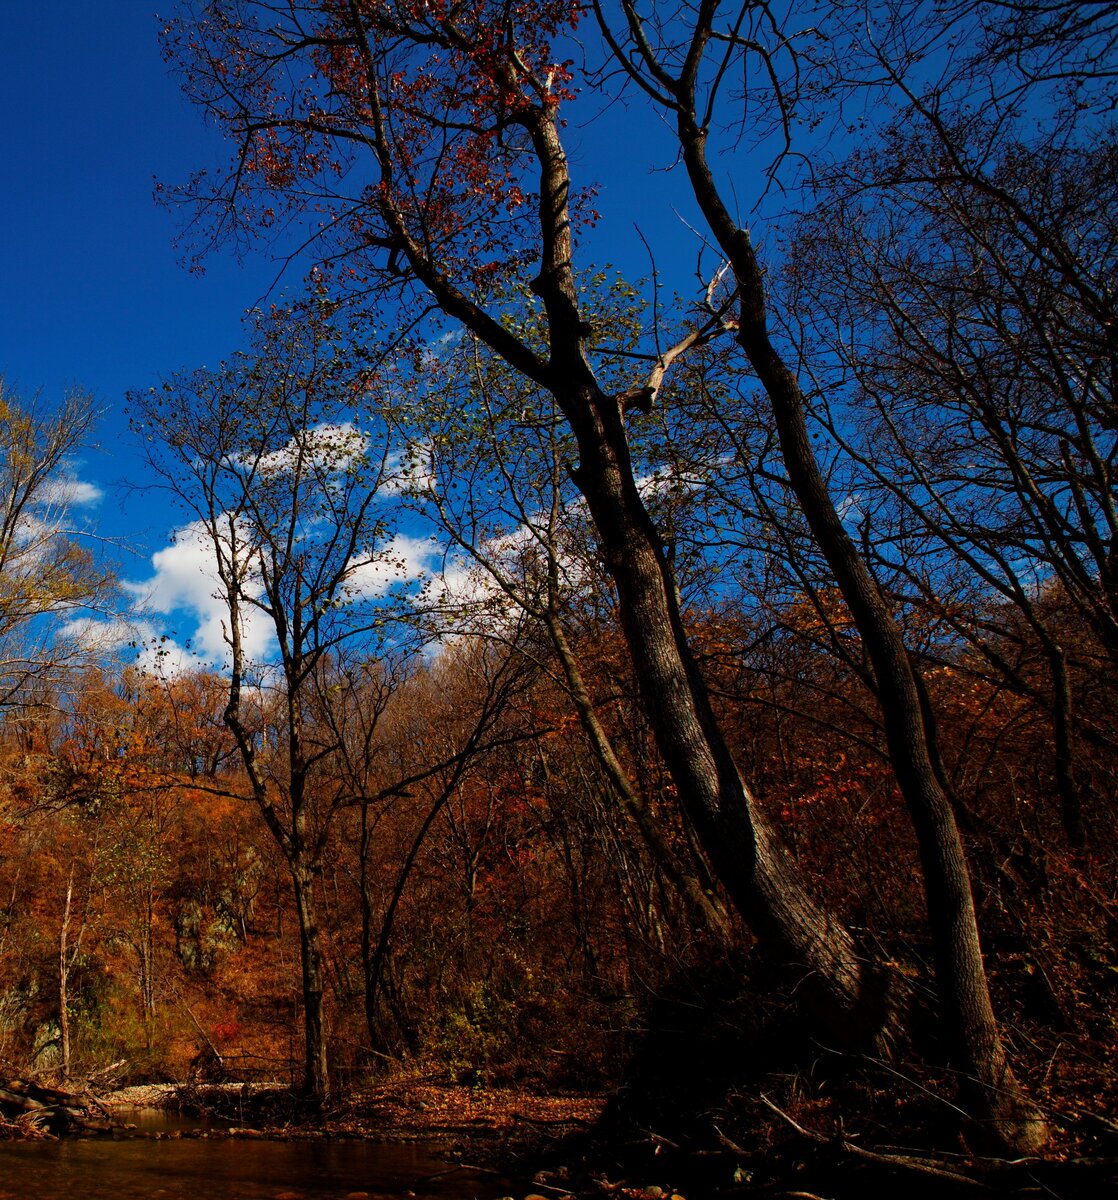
[562, 381, 903, 1050]
[376, 48, 901, 1049]
[1047, 644, 1087, 851]
[740, 287, 1045, 1155]
[291, 861, 329, 1105]
[59, 871, 73, 1083]
[662, 89, 1049, 1154]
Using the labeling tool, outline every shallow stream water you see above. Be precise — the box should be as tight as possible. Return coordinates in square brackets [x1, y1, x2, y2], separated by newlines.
[0, 1134, 505, 1199]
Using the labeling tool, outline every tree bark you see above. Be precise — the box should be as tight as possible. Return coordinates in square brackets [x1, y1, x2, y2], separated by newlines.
[291, 859, 329, 1105]
[561, 378, 902, 1049]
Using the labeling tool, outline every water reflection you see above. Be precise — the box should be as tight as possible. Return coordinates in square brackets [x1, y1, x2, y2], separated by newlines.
[0, 1137, 503, 1200]
[105, 1104, 223, 1134]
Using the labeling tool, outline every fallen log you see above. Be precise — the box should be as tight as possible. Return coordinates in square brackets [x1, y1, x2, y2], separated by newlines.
[0, 1077, 116, 1136]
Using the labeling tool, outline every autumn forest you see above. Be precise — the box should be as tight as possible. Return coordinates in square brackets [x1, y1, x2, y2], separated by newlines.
[0, 1, 1115, 1195]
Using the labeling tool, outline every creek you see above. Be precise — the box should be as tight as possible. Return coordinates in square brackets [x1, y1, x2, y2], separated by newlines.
[0, 1132, 506, 1200]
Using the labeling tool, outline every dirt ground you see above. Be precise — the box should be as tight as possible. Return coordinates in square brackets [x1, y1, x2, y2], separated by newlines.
[332, 1078, 604, 1141]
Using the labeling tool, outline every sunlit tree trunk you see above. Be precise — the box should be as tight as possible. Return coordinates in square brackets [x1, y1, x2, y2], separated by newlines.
[58, 870, 74, 1082]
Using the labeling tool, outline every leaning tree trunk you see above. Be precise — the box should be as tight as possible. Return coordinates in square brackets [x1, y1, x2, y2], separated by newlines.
[708, 200, 1045, 1157]
[741, 273, 1045, 1155]
[662, 86, 1049, 1154]
[561, 379, 903, 1051]
[372, 65, 903, 1051]
[469, 101, 906, 1051]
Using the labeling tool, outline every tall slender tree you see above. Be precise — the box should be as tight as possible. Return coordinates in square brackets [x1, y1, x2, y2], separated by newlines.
[132, 302, 401, 1102]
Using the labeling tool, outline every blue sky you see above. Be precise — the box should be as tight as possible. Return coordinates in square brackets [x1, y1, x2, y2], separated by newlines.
[0, 4, 277, 551]
[0, 2, 731, 670]
[0, 2, 1092, 684]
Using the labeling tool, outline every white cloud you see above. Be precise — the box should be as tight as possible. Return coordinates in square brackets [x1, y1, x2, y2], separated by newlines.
[8, 474, 105, 551]
[39, 477, 104, 508]
[416, 328, 464, 368]
[836, 491, 864, 524]
[635, 467, 709, 501]
[58, 615, 141, 654]
[132, 634, 202, 680]
[123, 521, 438, 668]
[254, 421, 370, 477]
[341, 533, 441, 600]
[123, 520, 273, 665]
[380, 442, 436, 497]
[429, 557, 522, 632]
[420, 524, 551, 632]
[60, 617, 201, 681]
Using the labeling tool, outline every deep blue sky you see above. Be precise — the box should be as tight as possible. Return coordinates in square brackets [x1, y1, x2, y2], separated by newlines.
[0, 3, 700, 538]
[0, 2, 724, 667]
[0, 3, 275, 553]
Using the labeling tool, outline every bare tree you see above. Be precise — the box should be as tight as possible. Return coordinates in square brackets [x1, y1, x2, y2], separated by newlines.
[165, 0, 904, 1059]
[131, 301, 405, 1103]
[0, 383, 110, 715]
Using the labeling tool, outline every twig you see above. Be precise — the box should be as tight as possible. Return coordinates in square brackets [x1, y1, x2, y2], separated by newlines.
[641, 1126, 682, 1150]
[490, 1173, 567, 1192]
[713, 1124, 749, 1157]
[423, 1162, 501, 1180]
[1078, 1110, 1118, 1138]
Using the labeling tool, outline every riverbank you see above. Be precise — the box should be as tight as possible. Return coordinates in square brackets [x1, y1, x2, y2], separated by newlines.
[101, 1077, 610, 1195]
[11, 1073, 1118, 1199]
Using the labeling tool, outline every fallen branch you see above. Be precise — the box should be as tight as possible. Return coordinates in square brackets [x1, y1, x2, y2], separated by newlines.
[640, 1126, 682, 1151]
[713, 1125, 749, 1158]
[85, 1059, 128, 1090]
[1078, 1110, 1118, 1139]
[759, 1094, 992, 1190]
[426, 1161, 504, 1180]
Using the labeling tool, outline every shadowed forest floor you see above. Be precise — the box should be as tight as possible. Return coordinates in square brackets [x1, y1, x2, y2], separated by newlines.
[129, 1073, 1118, 1200]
